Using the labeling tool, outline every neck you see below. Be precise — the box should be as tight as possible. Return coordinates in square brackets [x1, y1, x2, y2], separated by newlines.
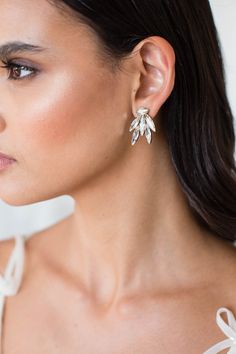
[62, 131, 216, 307]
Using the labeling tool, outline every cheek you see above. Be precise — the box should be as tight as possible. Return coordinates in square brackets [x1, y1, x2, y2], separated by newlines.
[15, 69, 123, 178]
[20, 73, 90, 148]
[1, 67, 129, 205]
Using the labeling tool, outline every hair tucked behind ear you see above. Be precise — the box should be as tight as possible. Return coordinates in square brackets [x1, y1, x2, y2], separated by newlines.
[49, 0, 236, 242]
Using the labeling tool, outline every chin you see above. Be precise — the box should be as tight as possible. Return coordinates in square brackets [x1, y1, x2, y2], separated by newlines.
[0, 189, 54, 207]
[0, 195, 37, 207]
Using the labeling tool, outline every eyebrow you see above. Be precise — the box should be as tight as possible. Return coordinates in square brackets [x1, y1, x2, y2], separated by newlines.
[0, 41, 49, 61]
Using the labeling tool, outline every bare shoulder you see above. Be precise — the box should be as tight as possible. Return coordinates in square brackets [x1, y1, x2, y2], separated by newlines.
[0, 232, 45, 279]
[220, 241, 236, 302]
[206, 235, 236, 313]
[0, 215, 72, 284]
[23, 215, 73, 269]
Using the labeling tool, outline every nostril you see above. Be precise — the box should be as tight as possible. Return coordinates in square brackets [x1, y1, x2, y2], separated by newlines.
[0, 118, 6, 131]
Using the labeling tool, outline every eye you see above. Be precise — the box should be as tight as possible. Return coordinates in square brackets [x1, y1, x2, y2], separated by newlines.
[0, 60, 38, 80]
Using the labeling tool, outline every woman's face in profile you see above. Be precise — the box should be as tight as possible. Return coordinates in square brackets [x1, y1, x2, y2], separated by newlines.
[0, 0, 132, 205]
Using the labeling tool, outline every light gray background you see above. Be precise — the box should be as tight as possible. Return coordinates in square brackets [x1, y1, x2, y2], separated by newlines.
[0, 0, 235, 239]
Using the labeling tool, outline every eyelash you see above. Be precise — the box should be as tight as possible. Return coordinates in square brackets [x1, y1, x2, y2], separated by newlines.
[0, 59, 38, 81]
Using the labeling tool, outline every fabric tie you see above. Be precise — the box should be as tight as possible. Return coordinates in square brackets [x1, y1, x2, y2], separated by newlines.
[0, 234, 26, 341]
[203, 307, 236, 353]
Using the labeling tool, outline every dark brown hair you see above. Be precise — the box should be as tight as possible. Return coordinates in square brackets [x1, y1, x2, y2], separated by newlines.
[49, 0, 236, 242]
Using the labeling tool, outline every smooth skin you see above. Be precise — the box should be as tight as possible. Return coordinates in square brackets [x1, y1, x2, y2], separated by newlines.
[0, 0, 236, 353]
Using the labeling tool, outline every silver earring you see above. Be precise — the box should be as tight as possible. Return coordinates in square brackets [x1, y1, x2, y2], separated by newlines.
[129, 107, 157, 146]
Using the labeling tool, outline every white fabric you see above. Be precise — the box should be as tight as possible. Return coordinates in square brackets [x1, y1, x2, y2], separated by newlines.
[0, 234, 27, 343]
[203, 307, 236, 353]
[0, 234, 236, 353]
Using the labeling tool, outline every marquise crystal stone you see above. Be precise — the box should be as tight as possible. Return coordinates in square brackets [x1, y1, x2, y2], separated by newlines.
[129, 107, 157, 145]
[129, 117, 140, 132]
[131, 128, 140, 146]
[139, 117, 147, 136]
[146, 115, 156, 132]
[145, 126, 152, 144]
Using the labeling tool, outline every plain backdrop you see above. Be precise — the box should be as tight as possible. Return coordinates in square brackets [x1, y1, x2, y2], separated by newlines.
[0, 0, 236, 239]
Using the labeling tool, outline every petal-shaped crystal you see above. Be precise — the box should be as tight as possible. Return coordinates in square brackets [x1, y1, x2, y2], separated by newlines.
[131, 129, 140, 146]
[139, 117, 147, 136]
[146, 115, 156, 132]
[145, 127, 152, 144]
[129, 117, 140, 132]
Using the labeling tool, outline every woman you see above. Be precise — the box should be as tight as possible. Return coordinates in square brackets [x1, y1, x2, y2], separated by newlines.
[0, 0, 235, 353]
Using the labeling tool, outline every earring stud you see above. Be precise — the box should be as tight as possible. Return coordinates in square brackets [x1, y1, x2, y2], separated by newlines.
[129, 107, 157, 146]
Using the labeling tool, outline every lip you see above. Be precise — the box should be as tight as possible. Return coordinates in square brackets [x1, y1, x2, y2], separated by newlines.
[0, 152, 17, 171]
[0, 152, 16, 161]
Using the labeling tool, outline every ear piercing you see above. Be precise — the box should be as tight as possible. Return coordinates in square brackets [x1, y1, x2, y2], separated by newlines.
[129, 107, 157, 146]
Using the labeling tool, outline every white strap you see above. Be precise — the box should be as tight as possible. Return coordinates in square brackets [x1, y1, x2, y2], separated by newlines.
[0, 235, 26, 345]
[203, 307, 236, 353]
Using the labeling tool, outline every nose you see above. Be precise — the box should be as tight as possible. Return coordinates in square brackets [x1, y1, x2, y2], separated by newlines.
[0, 117, 6, 132]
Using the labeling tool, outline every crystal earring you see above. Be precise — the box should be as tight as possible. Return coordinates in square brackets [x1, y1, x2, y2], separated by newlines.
[129, 107, 157, 146]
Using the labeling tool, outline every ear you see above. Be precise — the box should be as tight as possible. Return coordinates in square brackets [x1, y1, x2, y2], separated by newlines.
[130, 36, 176, 119]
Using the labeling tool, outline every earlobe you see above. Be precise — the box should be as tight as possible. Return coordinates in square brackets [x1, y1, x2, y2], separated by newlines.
[131, 36, 175, 118]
